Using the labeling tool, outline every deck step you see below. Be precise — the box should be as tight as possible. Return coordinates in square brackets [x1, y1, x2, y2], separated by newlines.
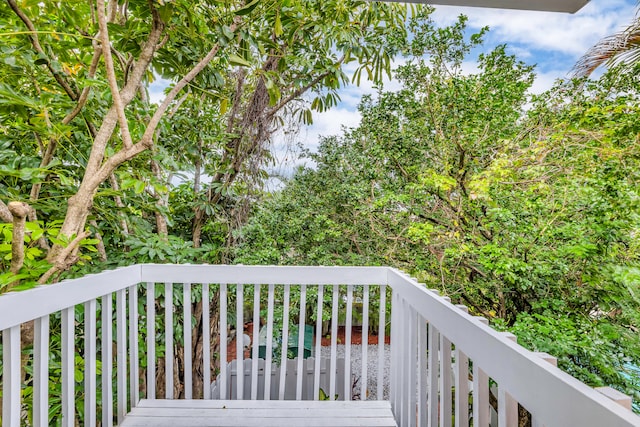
[120, 399, 398, 427]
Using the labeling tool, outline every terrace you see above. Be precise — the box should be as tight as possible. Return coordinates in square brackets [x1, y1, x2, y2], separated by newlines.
[1, 264, 638, 426]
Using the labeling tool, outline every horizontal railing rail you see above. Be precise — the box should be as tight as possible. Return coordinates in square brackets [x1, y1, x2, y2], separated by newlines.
[0, 264, 638, 427]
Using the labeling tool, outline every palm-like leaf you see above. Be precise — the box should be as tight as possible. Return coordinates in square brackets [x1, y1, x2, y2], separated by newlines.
[573, 10, 640, 78]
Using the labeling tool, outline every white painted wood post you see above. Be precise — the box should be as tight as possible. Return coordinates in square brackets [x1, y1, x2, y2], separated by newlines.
[296, 284, 307, 400]
[498, 332, 518, 427]
[408, 305, 418, 427]
[439, 333, 453, 427]
[146, 283, 156, 400]
[344, 285, 354, 401]
[84, 299, 97, 427]
[236, 283, 244, 399]
[264, 283, 275, 400]
[417, 314, 428, 427]
[129, 285, 139, 405]
[361, 285, 370, 401]
[329, 284, 339, 400]
[531, 352, 557, 427]
[116, 289, 128, 421]
[202, 283, 211, 399]
[595, 387, 633, 411]
[472, 317, 490, 427]
[377, 285, 387, 401]
[279, 284, 291, 400]
[454, 305, 470, 427]
[183, 283, 192, 399]
[251, 284, 261, 400]
[313, 284, 324, 401]
[428, 322, 439, 427]
[2, 326, 20, 427]
[220, 283, 228, 399]
[389, 291, 400, 417]
[33, 315, 50, 427]
[164, 283, 173, 399]
[61, 306, 75, 427]
[102, 294, 114, 427]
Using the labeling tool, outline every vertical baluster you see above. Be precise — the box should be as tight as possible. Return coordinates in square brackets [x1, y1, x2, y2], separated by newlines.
[399, 298, 408, 427]
[473, 317, 490, 427]
[146, 283, 156, 400]
[408, 306, 417, 427]
[102, 294, 114, 427]
[376, 285, 386, 401]
[165, 283, 173, 399]
[454, 343, 470, 427]
[361, 285, 369, 401]
[34, 315, 50, 427]
[183, 283, 192, 399]
[116, 289, 128, 422]
[329, 284, 339, 400]
[220, 284, 228, 399]
[472, 364, 490, 427]
[498, 333, 519, 427]
[296, 284, 307, 400]
[129, 285, 139, 406]
[264, 283, 275, 400]
[3, 325, 20, 427]
[62, 307, 74, 427]
[251, 284, 261, 400]
[418, 315, 428, 427]
[439, 334, 452, 427]
[202, 283, 211, 399]
[389, 291, 399, 416]
[344, 285, 353, 401]
[313, 284, 324, 400]
[85, 300, 97, 427]
[428, 323, 439, 427]
[236, 283, 244, 399]
[454, 305, 469, 427]
[278, 284, 291, 400]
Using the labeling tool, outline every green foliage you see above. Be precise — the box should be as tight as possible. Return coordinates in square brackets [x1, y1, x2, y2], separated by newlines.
[235, 16, 640, 404]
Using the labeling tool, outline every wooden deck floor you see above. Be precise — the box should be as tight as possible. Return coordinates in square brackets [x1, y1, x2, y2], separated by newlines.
[120, 399, 398, 427]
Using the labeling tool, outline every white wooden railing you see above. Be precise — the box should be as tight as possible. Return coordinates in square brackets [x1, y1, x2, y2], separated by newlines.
[0, 264, 638, 427]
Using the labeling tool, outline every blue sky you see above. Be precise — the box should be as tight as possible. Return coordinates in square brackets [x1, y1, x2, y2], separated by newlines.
[287, 0, 636, 171]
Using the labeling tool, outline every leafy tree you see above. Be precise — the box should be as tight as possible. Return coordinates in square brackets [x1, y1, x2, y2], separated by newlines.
[236, 15, 640, 401]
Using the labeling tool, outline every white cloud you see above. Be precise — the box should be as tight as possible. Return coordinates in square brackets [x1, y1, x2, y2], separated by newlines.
[430, 0, 635, 57]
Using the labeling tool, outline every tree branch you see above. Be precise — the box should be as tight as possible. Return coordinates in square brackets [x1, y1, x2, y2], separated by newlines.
[266, 54, 346, 119]
[8, 202, 30, 274]
[96, 0, 134, 149]
[38, 230, 91, 284]
[0, 200, 13, 223]
[6, 0, 79, 100]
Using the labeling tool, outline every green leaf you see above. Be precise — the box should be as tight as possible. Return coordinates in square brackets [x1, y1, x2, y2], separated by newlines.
[228, 54, 251, 68]
[234, 0, 260, 16]
[274, 12, 284, 37]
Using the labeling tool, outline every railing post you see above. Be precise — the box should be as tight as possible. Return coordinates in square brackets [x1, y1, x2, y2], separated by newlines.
[84, 299, 97, 427]
[33, 315, 50, 427]
[472, 316, 490, 427]
[61, 307, 75, 427]
[102, 294, 114, 427]
[2, 326, 20, 427]
[595, 387, 633, 411]
[498, 332, 518, 427]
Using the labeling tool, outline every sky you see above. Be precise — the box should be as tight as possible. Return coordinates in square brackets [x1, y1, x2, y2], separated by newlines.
[281, 0, 637, 173]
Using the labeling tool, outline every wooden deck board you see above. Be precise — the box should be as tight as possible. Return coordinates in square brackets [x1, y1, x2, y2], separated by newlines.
[120, 399, 398, 427]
